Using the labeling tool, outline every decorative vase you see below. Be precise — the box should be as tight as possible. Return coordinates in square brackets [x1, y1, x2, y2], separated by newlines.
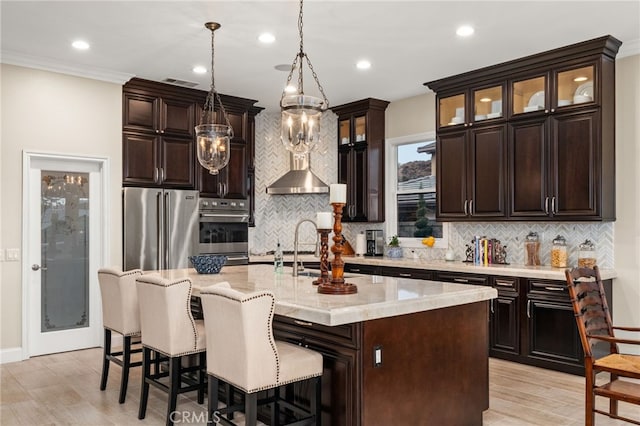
[386, 246, 403, 259]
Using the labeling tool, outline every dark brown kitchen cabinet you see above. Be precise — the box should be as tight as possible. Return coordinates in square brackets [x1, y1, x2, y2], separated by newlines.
[122, 132, 195, 188]
[198, 140, 248, 199]
[426, 35, 620, 222]
[509, 109, 602, 219]
[333, 98, 389, 223]
[381, 267, 433, 280]
[489, 277, 520, 358]
[344, 263, 382, 276]
[123, 91, 195, 138]
[273, 316, 361, 426]
[437, 124, 507, 220]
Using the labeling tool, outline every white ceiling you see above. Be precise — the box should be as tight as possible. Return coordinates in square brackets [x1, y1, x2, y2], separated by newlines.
[2, 1, 639, 112]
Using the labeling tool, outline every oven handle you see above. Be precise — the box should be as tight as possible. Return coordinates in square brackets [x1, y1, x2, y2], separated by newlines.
[225, 255, 249, 262]
[199, 213, 249, 223]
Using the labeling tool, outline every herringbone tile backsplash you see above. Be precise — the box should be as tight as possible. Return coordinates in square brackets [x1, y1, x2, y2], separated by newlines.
[249, 111, 614, 268]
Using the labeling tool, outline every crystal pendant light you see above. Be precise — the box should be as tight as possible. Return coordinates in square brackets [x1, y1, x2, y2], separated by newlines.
[195, 22, 233, 175]
[280, 0, 329, 155]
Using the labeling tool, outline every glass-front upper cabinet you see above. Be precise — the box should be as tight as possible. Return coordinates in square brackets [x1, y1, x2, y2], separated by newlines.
[339, 118, 351, 145]
[512, 75, 547, 115]
[439, 93, 466, 128]
[555, 65, 595, 108]
[354, 115, 366, 142]
[473, 85, 504, 121]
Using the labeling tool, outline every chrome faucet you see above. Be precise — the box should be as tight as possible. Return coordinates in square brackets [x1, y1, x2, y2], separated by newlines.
[293, 219, 319, 277]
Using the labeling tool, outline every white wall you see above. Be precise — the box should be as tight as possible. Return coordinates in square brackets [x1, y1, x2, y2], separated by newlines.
[0, 64, 123, 352]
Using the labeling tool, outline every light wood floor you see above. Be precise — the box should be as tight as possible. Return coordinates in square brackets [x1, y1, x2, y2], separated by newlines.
[1, 347, 638, 425]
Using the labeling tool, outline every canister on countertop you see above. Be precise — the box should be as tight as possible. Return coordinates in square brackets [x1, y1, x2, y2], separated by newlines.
[578, 239, 596, 268]
[524, 232, 541, 266]
[551, 235, 568, 268]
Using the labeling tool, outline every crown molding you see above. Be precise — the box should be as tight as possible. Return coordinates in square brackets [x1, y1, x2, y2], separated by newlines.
[0, 50, 134, 84]
[618, 38, 640, 59]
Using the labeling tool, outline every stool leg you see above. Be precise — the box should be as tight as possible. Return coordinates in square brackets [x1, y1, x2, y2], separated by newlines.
[138, 347, 151, 420]
[119, 335, 131, 403]
[167, 356, 181, 426]
[245, 392, 257, 426]
[207, 374, 219, 424]
[313, 375, 322, 424]
[197, 352, 205, 404]
[228, 384, 235, 420]
[100, 329, 111, 391]
[271, 386, 280, 426]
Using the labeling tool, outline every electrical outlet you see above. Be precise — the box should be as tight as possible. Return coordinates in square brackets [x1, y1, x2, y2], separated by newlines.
[373, 345, 383, 367]
[6, 248, 20, 261]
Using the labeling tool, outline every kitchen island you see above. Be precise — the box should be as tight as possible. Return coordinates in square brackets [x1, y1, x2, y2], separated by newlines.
[157, 264, 497, 425]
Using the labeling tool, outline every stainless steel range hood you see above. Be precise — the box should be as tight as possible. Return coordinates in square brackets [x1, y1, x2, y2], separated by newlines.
[266, 153, 328, 194]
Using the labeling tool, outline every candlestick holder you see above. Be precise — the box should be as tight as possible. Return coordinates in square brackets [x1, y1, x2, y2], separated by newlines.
[312, 229, 331, 285]
[318, 203, 358, 294]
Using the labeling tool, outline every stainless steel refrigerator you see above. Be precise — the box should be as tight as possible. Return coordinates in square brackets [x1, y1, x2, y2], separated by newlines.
[123, 187, 199, 270]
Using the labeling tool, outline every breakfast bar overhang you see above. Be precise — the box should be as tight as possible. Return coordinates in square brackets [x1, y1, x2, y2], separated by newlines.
[157, 264, 498, 425]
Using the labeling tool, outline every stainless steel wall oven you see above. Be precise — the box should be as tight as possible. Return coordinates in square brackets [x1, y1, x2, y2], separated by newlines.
[198, 198, 249, 265]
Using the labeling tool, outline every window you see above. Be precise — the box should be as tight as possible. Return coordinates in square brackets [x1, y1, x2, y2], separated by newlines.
[386, 132, 447, 248]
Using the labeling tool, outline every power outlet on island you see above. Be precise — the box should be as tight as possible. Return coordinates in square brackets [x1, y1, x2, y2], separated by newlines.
[373, 345, 383, 368]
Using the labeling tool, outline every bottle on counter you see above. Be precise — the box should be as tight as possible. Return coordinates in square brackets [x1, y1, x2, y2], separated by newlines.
[274, 240, 284, 274]
[551, 235, 568, 268]
[524, 232, 541, 266]
[578, 239, 596, 268]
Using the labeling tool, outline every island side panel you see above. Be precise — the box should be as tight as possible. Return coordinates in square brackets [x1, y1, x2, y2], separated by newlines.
[361, 301, 489, 425]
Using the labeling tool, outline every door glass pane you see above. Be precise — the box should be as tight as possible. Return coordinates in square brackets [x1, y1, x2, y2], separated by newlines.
[474, 86, 503, 120]
[41, 171, 90, 332]
[439, 94, 465, 127]
[354, 115, 366, 142]
[396, 141, 442, 238]
[513, 76, 546, 114]
[339, 119, 350, 145]
[557, 65, 594, 106]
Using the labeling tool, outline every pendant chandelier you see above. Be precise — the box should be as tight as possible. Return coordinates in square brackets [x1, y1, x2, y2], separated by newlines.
[280, 0, 329, 156]
[195, 22, 233, 175]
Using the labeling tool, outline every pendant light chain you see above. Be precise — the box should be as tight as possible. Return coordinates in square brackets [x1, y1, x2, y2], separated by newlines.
[201, 26, 232, 130]
[280, 0, 329, 109]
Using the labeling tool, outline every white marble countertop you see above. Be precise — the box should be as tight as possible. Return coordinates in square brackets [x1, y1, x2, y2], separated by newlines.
[154, 264, 497, 327]
[249, 254, 617, 281]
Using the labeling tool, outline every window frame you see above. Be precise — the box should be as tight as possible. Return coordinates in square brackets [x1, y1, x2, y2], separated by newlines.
[385, 131, 448, 249]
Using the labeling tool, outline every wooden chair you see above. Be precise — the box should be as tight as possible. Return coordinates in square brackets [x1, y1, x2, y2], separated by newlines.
[97, 267, 143, 403]
[565, 266, 640, 425]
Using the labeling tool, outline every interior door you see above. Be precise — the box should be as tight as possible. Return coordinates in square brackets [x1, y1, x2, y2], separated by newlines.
[25, 153, 105, 357]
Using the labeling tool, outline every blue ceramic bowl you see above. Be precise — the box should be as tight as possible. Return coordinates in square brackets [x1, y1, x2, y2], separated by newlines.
[188, 255, 227, 274]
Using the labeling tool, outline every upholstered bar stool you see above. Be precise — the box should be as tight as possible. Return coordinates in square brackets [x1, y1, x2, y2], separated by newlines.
[200, 282, 323, 426]
[136, 274, 207, 426]
[97, 267, 143, 403]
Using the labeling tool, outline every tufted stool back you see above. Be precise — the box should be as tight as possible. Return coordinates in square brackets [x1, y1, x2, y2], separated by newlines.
[200, 282, 279, 393]
[98, 267, 142, 336]
[135, 274, 206, 357]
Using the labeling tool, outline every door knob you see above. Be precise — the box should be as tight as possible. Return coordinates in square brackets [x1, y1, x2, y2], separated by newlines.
[31, 264, 47, 271]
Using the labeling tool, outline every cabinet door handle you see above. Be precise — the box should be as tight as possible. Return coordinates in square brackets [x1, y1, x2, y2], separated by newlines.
[463, 200, 468, 216]
[544, 286, 564, 292]
[551, 196, 556, 214]
[454, 278, 469, 283]
[469, 199, 474, 216]
[399, 273, 412, 278]
[160, 167, 165, 183]
[154, 167, 159, 184]
[350, 268, 361, 272]
[495, 281, 513, 287]
[527, 300, 531, 318]
[544, 197, 549, 215]
[490, 299, 494, 314]
[293, 320, 314, 327]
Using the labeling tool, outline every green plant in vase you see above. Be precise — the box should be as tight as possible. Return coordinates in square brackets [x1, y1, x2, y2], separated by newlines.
[387, 235, 403, 258]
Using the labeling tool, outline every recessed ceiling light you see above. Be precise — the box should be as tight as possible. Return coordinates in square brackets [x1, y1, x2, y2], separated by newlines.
[72, 40, 90, 50]
[193, 66, 207, 74]
[574, 76, 588, 82]
[356, 60, 371, 70]
[258, 33, 276, 44]
[456, 25, 474, 37]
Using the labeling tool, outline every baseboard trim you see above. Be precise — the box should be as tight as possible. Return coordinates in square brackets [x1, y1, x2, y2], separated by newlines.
[0, 347, 24, 364]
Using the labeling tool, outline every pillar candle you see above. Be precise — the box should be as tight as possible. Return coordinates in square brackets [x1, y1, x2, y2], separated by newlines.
[316, 212, 333, 229]
[329, 184, 347, 203]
